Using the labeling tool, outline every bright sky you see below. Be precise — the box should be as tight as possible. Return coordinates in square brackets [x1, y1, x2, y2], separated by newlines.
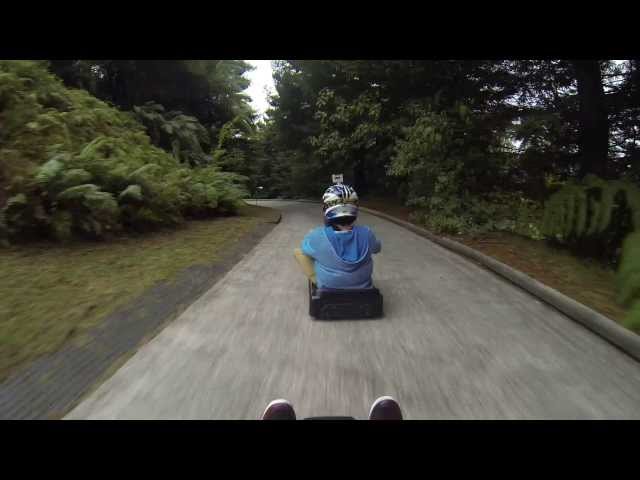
[244, 60, 275, 119]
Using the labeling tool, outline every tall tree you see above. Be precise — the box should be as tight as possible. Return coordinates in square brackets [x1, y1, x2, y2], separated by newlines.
[572, 60, 610, 178]
[48, 60, 256, 131]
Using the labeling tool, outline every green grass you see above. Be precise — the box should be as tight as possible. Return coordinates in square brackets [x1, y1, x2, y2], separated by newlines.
[0, 203, 277, 381]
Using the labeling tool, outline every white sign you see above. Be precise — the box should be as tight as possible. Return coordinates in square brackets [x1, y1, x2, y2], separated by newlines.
[332, 174, 343, 184]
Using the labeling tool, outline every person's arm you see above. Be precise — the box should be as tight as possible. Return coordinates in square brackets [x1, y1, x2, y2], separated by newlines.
[301, 230, 317, 259]
[368, 228, 381, 254]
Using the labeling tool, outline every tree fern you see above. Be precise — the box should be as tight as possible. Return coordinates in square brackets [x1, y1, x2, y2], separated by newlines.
[58, 169, 93, 190]
[584, 174, 607, 189]
[51, 210, 73, 241]
[617, 230, 640, 333]
[83, 191, 119, 219]
[133, 102, 211, 166]
[623, 183, 640, 230]
[544, 176, 639, 245]
[575, 188, 589, 237]
[586, 194, 602, 236]
[563, 186, 576, 238]
[617, 231, 640, 306]
[118, 184, 143, 203]
[0, 210, 9, 247]
[34, 156, 65, 185]
[596, 181, 622, 233]
[1, 61, 249, 243]
[5, 193, 28, 210]
[128, 164, 160, 180]
[57, 184, 100, 202]
[78, 137, 110, 161]
[623, 300, 640, 332]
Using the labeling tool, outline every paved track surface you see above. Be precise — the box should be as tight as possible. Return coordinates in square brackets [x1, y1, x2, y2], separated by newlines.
[67, 201, 640, 419]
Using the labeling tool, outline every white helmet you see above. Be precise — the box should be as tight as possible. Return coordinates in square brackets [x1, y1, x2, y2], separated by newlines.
[322, 184, 359, 223]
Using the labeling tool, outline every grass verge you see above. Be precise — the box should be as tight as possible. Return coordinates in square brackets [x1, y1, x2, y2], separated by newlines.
[0, 203, 278, 381]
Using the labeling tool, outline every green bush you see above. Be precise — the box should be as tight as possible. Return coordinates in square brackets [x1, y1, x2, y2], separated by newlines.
[0, 60, 143, 189]
[617, 232, 640, 305]
[478, 192, 544, 239]
[617, 231, 640, 331]
[0, 60, 248, 244]
[133, 101, 212, 167]
[542, 176, 640, 332]
[390, 101, 543, 239]
[542, 175, 640, 261]
[3, 136, 248, 241]
[211, 115, 256, 181]
[412, 210, 470, 236]
[623, 300, 640, 332]
[409, 191, 543, 239]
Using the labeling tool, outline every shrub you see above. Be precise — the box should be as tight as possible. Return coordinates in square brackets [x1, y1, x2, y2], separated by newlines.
[542, 175, 640, 262]
[133, 101, 212, 167]
[617, 232, 640, 331]
[0, 60, 248, 244]
[409, 191, 544, 239]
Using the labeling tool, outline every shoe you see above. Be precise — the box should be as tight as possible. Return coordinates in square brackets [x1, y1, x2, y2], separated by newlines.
[262, 399, 296, 420]
[369, 396, 403, 420]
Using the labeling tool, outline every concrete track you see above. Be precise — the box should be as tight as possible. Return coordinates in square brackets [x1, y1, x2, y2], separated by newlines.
[67, 201, 640, 419]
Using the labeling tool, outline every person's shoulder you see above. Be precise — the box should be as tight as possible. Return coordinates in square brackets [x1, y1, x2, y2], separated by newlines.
[355, 225, 374, 233]
[305, 226, 326, 238]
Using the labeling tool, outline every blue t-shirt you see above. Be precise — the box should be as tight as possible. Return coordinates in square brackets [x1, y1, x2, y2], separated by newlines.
[301, 225, 381, 289]
[323, 226, 370, 262]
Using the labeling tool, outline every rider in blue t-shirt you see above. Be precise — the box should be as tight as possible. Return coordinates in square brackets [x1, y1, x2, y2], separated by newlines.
[294, 184, 381, 289]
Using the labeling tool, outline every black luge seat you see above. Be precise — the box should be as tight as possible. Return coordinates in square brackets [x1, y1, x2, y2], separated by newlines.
[308, 280, 383, 320]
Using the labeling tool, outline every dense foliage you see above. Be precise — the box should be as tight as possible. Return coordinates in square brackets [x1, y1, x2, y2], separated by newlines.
[618, 232, 640, 329]
[48, 60, 255, 132]
[0, 60, 249, 244]
[542, 176, 640, 260]
[133, 101, 212, 167]
[260, 61, 638, 192]
[3, 58, 640, 328]
[248, 59, 639, 328]
[254, 60, 638, 239]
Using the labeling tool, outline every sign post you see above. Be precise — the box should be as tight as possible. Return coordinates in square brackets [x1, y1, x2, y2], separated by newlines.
[332, 174, 343, 184]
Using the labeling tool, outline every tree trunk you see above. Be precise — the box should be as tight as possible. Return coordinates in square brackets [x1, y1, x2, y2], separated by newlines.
[353, 155, 368, 195]
[572, 60, 610, 178]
